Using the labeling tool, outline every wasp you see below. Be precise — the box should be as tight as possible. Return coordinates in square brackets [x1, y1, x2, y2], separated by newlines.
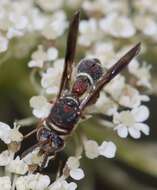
[21, 11, 141, 170]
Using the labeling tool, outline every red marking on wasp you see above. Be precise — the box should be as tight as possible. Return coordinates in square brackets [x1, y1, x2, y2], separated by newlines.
[72, 77, 89, 96]
[64, 105, 73, 113]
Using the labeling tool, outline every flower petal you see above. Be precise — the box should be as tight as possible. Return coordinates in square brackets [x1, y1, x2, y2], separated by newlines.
[67, 157, 80, 170]
[0, 176, 11, 190]
[16, 174, 50, 190]
[33, 103, 51, 119]
[115, 124, 128, 138]
[70, 168, 85, 180]
[132, 105, 149, 122]
[30, 96, 52, 119]
[6, 156, 28, 175]
[98, 141, 117, 158]
[46, 47, 58, 61]
[30, 96, 47, 109]
[84, 140, 99, 159]
[0, 122, 10, 132]
[0, 122, 11, 144]
[67, 182, 77, 190]
[128, 127, 141, 139]
[0, 150, 14, 166]
[28, 60, 43, 68]
[133, 123, 150, 135]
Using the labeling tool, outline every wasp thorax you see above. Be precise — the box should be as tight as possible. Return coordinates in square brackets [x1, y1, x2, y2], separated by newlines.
[47, 96, 80, 132]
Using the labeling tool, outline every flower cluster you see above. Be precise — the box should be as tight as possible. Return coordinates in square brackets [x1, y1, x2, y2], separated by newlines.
[0, 0, 153, 189]
[0, 0, 67, 54]
[82, 0, 157, 41]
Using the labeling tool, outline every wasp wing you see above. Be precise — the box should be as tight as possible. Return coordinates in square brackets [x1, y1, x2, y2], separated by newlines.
[57, 11, 80, 98]
[79, 43, 141, 110]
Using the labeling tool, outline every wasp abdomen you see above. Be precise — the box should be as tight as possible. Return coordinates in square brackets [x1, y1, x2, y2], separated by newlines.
[77, 58, 103, 82]
[72, 58, 103, 96]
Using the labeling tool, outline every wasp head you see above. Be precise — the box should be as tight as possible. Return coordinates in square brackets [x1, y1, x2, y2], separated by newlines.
[37, 128, 64, 154]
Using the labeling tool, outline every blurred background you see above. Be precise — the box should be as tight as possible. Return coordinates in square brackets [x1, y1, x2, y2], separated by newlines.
[0, 0, 157, 189]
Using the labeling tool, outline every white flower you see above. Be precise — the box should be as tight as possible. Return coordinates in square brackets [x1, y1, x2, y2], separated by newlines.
[134, 0, 157, 14]
[98, 141, 117, 158]
[0, 122, 12, 144]
[128, 60, 152, 88]
[28, 45, 58, 68]
[42, 11, 67, 40]
[66, 157, 85, 180]
[79, 19, 102, 47]
[134, 15, 157, 37]
[83, 0, 128, 15]
[28, 45, 47, 68]
[114, 105, 150, 139]
[66, 157, 80, 169]
[10, 128, 23, 142]
[29, 9, 47, 31]
[69, 169, 84, 180]
[16, 173, 50, 190]
[0, 176, 11, 190]
[7, 28, 23, 39]
[36, 0, 63, 12]
[86, 42, 115, 68]
[94, 92, 117, 116]
[66, 0, 83, 9]
[105, 75, 125, 100]
[0, 122, 23, 144]
[30, 96, 52, 118]
[99, 13, 135, 38]
[41, 59, 64, 94]
[28, 45, 59, 68]
[84, 140, 116, 159]
[22, 147, 44, 167]
[9, 13, 28, 30]
[46, 47, 58, 61]
[49, 177, 77, 190]
[6, 156, 28, 175]
[0, 35, 8, 53]
[0, 150, 14, 166]
[84, 140, 99, 159]
[29, 46, 46, 67]
[118, 85, 150, 108]
[83, 0, 105, 15]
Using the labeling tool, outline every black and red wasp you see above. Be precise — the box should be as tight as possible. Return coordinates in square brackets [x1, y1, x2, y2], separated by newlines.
[21, 11, 141, 170]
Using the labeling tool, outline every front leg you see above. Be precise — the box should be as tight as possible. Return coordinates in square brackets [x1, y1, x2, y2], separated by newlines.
[39, 152, 55, 171]
[23, 119, 45, 140]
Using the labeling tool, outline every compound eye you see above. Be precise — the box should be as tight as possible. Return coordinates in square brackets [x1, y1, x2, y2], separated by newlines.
[51, 134, 64, 151]
[37, 128, 51, 142]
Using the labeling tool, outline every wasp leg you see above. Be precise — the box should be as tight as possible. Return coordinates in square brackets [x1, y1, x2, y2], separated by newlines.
[39, 153, 55, 171]
[23, 119, 44, 140]
[21, 142, 41, 159]
[39, 153, 49, 171]
[23, 128, 38, 139]
[80, 113, 92, 121]
[36, 119, 45, 128]
[21, 139, 49, 159]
